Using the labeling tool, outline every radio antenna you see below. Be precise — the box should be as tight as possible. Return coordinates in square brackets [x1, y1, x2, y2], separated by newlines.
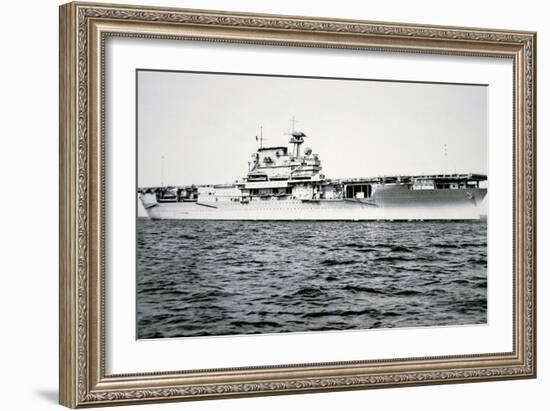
[289, 115, 298, 133]
[255, 125, 266, 148]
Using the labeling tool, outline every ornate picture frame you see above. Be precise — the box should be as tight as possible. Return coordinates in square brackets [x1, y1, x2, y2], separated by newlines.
[59, 1, 536, 408]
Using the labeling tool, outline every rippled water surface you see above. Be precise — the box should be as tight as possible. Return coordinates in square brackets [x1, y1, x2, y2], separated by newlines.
[137, 220, 487, 339]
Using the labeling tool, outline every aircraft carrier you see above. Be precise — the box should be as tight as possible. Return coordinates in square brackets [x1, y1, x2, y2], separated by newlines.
[139, 126, 487, 221]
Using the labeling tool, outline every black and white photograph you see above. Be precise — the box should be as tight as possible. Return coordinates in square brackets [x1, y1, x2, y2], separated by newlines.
[136, 70, 488, 339]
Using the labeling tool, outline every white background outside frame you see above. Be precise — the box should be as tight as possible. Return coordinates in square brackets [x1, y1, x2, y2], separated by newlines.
[2, 1, 548, 411]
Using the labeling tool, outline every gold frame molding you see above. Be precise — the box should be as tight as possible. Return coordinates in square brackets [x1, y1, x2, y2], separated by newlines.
[59, 1, 537, 408]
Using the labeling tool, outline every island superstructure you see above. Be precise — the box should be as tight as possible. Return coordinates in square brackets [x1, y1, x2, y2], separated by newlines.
[139, 125, 487, 221]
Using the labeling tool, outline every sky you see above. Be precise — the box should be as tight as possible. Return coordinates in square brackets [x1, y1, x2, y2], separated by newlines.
[137, 70, 487, 187]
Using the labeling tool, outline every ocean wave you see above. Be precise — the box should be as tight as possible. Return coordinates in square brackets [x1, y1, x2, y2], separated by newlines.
[321, 259, 357, 266]
[390, 245, 416, 252]
[392, 289, 422, 296]
[302, 307, 380, 318]
[342, 285, 386, 294]
[230, 320, 281, 328]
[289, 286, 328, 299]
[137, 219, 487, 338]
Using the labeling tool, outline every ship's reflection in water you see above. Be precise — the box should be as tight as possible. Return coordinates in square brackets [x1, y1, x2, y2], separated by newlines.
[136, 219, 487, 339]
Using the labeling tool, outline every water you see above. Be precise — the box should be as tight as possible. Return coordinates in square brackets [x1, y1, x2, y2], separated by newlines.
[136, 220, 487, 339]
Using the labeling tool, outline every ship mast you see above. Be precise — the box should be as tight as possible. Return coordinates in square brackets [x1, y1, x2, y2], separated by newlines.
[256, 125, 266, 148]
[286, 116, 307, 159]
[290, 115, 297, 133]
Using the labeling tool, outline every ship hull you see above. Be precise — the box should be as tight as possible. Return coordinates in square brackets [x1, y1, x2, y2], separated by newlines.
[140, 187, 487, 221]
